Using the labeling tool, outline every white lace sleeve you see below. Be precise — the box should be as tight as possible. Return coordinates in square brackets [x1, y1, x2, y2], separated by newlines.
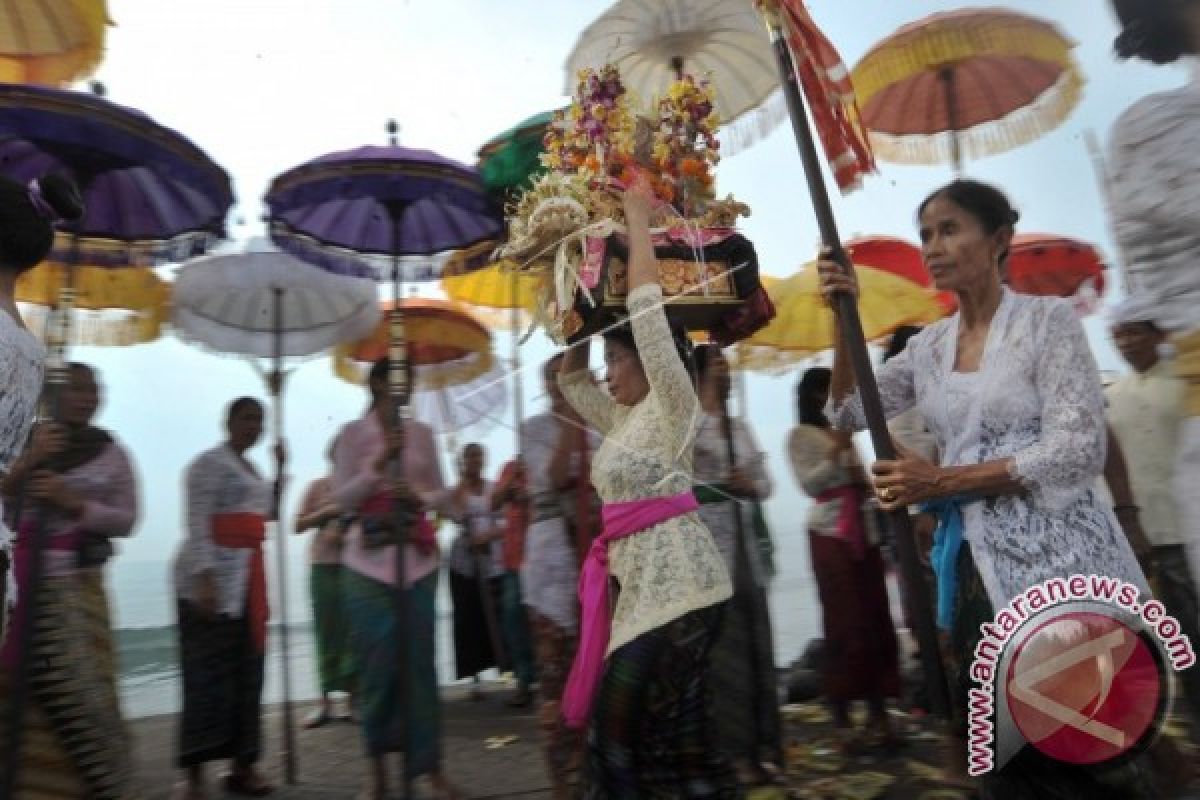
[1010, 300, 1107, 511]
[559, 368, 616, 434]
[829, 342, 917, 431]
[628, 284, 699, 454]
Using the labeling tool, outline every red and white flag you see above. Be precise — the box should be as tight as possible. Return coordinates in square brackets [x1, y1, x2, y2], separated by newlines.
[769, 0, 876, 192]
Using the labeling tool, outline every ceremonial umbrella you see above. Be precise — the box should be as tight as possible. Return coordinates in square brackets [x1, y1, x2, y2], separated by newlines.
[1008, 233, 1107, 314]
[265, 136, 500, 799]
[0, 82, 232, 795]
[0, 0, 111, 86]
[745, 261, 946, 355]
[332, 297, 507, 438]
[565, 0, 783, 149]
[171, 245, 380, 784]
[17, 261, 170, 347]
[477, 109, 558, 202]
[851, 8, 1083, 172]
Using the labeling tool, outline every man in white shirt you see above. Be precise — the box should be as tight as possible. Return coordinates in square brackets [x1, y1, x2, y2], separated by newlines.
[1106, 295, 1200, 730]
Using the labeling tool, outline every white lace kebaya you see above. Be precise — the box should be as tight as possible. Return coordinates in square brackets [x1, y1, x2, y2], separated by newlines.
[559, 284, 732, 655]
[831, 288, 1148, 612]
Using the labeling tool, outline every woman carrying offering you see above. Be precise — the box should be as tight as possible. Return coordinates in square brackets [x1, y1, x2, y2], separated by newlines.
[819, 180, 1150, 796]
[557, 179, 736, 798]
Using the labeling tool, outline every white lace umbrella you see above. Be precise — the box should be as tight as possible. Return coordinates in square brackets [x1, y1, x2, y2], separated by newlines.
[564, 0, 782, 149]
[170, 243, 379, 781]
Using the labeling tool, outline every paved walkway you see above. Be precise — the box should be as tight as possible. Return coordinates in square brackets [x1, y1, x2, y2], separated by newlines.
[132, 686, 551, 799]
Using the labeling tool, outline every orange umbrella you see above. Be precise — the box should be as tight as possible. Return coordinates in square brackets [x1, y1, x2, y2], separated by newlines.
[846, 235, 956, 313]
[1008, 233, 1106, 313]
[334, 297, 493, 386]
[852, 8, 1082, 171]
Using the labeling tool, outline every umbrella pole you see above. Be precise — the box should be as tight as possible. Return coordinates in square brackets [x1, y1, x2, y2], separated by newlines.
[271, 287, 298, 786]
[388, 220, 413, 800]
[939, 66, 963, 175]
[2, 250, 78, 800]
[764, 14, 951, 720]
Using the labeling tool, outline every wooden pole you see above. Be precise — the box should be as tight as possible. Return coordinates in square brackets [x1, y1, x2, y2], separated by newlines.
[271, 287, 298, 785]
[762, 9, 951, 719]
[388, 209, 413, 800]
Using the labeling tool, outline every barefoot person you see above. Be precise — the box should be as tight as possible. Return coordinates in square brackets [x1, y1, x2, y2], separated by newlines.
[294, 437, 355, 728]
[333, 358, 461, 800]
[558, 180, 736, 797]
[173, 397, 283, 798]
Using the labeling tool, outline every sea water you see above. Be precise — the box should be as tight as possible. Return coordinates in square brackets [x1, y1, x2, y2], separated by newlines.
[109, 529, 823, 718]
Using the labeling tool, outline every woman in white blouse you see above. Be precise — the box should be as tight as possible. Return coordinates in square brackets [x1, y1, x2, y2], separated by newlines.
[173, 397, 281, 799]
[557, 182, 736, 797]
[819, 180, 1149, 796]
[1108, 0, 1200, 615]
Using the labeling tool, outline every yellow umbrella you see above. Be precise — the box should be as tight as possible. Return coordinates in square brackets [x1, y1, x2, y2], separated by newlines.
[0, 0, 111, 86]
[745, 261, 945, 354]
[440, 258, 539, 330]
[16, 261, 169, 346]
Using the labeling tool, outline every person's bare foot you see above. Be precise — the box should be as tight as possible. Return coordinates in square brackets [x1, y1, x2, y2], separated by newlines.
[428, 771, 464, 800]
[171, 780, 207, 800]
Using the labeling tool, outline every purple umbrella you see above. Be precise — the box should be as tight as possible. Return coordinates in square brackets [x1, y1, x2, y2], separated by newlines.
[0, 82, 232, 799]
[265, 137, 500, 800]
[0, 83, 233, 265]
[266, 144, 500, 280]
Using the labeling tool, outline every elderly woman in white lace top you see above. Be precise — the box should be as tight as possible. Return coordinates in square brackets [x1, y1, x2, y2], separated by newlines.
[557, 181, 736, 798]
[819, 180, 1149, 796]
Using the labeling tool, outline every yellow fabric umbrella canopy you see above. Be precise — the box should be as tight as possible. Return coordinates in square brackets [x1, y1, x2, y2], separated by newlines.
[16, 261, 169, 346]
[745, 262, 945, 355]
[0, 0, 111, 86]
[440, 258, 541, 332]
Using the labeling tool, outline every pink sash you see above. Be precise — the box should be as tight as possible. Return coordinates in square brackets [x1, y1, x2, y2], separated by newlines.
[561, 491, 700, 729]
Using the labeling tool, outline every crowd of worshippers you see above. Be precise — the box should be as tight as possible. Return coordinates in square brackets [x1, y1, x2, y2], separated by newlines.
[2, 1, 1200, 798]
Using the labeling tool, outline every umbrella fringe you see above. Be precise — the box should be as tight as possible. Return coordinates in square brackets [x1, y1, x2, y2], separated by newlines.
[719, 90, 789, 156]
[19, 304, 162, 348]
[867, 64, 1084, 167]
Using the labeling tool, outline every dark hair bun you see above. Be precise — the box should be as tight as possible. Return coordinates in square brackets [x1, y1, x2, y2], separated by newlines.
[1112, 0, 1192, 64]
[37, 173, 84, 223]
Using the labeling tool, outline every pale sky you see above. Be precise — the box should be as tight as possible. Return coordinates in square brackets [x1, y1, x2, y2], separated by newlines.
[59, 1, 1189, 627]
